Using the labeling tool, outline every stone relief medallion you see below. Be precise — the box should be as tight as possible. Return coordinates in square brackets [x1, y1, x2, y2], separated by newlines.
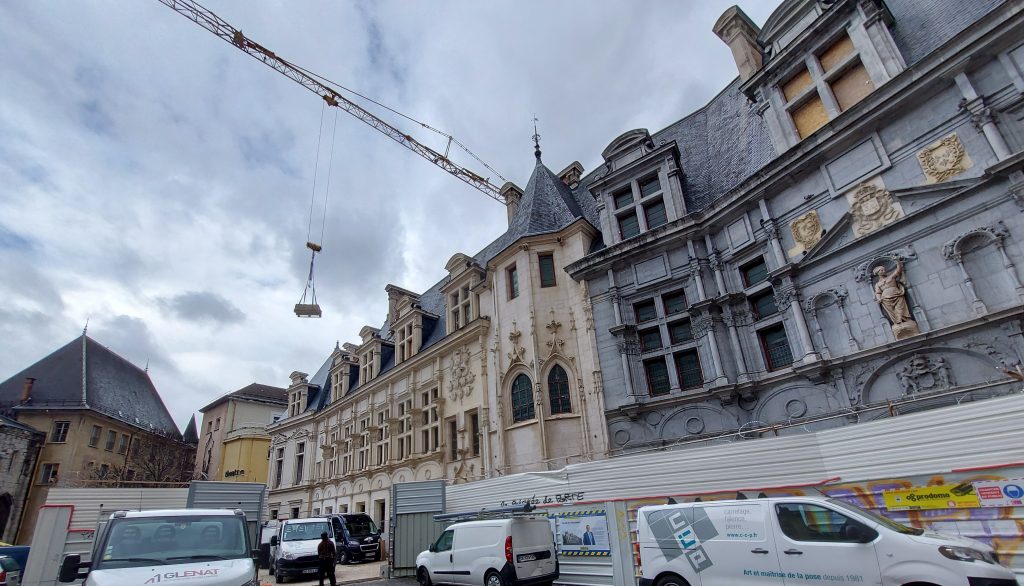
[917, 133, 971, 184]
[788, 210, 823, 257]
[847, 181, 903, 237]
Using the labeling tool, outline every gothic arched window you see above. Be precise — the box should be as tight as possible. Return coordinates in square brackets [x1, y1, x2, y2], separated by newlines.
[510, 374, 535, 423]
[548, 365, 572, 414]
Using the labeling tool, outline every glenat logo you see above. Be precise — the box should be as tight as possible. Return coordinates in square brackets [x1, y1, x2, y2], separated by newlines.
[144, 569, 220, 583]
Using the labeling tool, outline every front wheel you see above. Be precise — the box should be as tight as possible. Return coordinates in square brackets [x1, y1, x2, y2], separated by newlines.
[417, 567, 432, 586]
[654, 574, 691, 586]
[274, 570, 285, 584]
[485, 571, 505, 586]
[338, 549, 350, 565]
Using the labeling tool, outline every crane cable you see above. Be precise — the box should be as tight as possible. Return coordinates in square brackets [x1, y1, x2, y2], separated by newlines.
[298, 102, 339, 309]
[292, 62, 508, 185]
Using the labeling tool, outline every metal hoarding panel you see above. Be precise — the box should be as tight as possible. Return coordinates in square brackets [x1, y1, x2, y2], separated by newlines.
[391, 480, 445, 515]
[447, 394, 1024, 510]
[186, 480, 266, 523]
[390, 511, 447, 578]
[45, 487, 189, 531]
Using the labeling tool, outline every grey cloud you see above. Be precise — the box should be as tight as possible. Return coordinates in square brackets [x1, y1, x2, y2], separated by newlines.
[157, 291, 246, 325]
[91, 315, 177, 374]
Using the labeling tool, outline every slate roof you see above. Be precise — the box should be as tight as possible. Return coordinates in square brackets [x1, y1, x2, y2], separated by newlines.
[199, 382, 288, 412]
[182, 414, 199, 445]
[0, 335, 183, 439]
[887, 0, 1002, 66]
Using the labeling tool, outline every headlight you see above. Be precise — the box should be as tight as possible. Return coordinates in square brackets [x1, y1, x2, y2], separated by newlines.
[348, 540, 360, 546]
[283, 552, 297, 560]
[938, 545, 993, 563]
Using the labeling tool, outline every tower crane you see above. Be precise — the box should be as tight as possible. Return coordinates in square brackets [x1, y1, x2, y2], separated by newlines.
[154, 0, 507, 203]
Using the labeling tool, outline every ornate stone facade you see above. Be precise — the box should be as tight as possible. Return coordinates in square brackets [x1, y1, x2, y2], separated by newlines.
[565, 0, 1024, 455]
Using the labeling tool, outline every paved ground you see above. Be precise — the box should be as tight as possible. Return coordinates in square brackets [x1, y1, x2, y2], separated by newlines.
[257, 560, 413, 585]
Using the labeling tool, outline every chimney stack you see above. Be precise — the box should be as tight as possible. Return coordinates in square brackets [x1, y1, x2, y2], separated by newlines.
[21, 377, 36, 403]
[501, 182, 524, 226]
[713, 6, 763, 81]
[558, 161, 584, 189]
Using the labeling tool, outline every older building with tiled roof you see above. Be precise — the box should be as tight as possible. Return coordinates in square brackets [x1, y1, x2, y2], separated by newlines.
[194, 382, 287, 484]
[0, 332, 195, 543]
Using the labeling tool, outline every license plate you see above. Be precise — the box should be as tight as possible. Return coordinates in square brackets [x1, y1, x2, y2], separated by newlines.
[517, 554, 536, 562]
[303, 568, 318, 574]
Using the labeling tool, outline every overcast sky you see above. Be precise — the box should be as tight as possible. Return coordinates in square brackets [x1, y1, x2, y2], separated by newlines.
[0, 1, 782, 432]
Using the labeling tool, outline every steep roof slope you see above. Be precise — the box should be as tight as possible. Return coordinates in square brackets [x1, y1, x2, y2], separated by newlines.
[0, 335, 182, 438]
[200, 382, 288, 412]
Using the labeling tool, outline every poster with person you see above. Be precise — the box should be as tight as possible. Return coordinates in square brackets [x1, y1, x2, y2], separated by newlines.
[551, 509, 610, 557]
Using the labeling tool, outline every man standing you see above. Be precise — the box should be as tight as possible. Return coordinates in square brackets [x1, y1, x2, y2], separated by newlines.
[317, 531, 337, 586]
[582, 525, 596, 546]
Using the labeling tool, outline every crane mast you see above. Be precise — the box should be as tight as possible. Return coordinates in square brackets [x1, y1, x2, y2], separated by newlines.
[155, 0, 506, 203]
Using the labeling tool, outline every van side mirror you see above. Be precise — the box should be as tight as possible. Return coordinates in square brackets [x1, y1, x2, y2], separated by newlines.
[843, 524, 877, 543]
[270, 536, 278, 546]
[58, 554, 88, 583]
[428, 544, 436, 553]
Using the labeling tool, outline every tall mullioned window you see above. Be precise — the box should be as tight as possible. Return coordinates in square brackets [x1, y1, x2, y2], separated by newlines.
[612, 173, 668, 241]
[547, 365, 572, 414]
[510, 374, 534, 423]
[507, 264, 519, 299]
[632, 288, 704, 396]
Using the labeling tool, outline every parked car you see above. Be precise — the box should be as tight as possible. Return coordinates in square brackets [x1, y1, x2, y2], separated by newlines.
[270, 517, 334, 582]
[416, 516, 558, 586]
[328, 513, 382, 564]
[0, 555, 21, 586]
[0, 548, 27, 578]
[636, 496, 1018, 586]
[58, 508, 257, 586]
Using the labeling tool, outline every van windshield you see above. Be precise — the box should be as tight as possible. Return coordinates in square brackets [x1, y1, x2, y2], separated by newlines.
[343, 515, 378, 538]
[94, 515, 248, 570]
[826, 498, 923, 535]
[283, 522, 331, 541]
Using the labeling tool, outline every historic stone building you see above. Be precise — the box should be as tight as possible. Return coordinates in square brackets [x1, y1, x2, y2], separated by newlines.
[566, 0, 1024, 453]
[0, 333, 196, 542]
[267, 151, 610, 523]
[0, 414, 44, 544]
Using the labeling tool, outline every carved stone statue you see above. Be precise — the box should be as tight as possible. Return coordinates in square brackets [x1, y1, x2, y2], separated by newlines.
[873, 260, 920, 339]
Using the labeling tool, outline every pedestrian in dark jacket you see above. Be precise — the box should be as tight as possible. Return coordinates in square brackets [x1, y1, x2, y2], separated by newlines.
[318, 532, 337, 586]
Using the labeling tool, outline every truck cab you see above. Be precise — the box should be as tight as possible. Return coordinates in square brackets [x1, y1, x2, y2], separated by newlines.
[328, 513, 382, 564]
[58, 509, 258, 586]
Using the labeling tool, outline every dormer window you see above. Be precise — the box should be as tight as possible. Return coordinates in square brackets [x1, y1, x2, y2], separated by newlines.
[450, 285, 474, 330]
[361, 350, 375, 383]
[612, 172, 669, 241]
[780, 33, 875, 139]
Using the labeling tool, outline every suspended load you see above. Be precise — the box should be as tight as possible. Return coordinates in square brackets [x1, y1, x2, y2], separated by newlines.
[294, 241, 322, 318]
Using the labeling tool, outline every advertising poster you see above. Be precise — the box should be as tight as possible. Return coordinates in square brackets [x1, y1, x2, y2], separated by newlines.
[552, 509, 610, 557]
[883, 483, 980, 510]
[972, 479, 1024, 507]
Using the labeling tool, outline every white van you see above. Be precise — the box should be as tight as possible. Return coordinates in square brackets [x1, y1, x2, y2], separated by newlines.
[637, 497, 1018, 586]
[58, 509, 258, 586]
[269, 517, 335, 582]
[416, 517, 558, 586]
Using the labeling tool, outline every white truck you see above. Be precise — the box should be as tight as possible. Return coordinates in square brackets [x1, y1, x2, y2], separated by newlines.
[58, 509, 259, 586]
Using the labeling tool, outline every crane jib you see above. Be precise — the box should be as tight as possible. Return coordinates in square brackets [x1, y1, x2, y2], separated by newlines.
[156, 0, 505, 203]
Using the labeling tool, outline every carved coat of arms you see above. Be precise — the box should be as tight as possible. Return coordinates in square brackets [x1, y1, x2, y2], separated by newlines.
[790, 210, 823, 251]
[849, 183, 901, 236]
[917, 134, 969, 183]
[448, 346, 476, 402]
